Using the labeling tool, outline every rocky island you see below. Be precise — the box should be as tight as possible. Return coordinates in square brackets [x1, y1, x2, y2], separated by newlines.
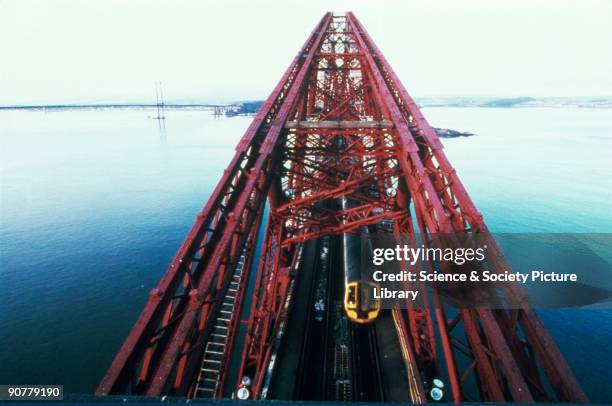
[433, 127, 474, 138]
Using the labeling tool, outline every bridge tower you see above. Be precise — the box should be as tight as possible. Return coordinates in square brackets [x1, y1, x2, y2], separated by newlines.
[97, 13, 587, 403]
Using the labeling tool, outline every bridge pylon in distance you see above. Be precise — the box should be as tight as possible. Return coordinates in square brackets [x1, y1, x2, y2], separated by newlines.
[96, 12, 587, 403]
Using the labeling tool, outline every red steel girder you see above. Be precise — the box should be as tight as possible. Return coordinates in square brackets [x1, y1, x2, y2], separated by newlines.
[347, 12, 587, 402]
[98, 12, 588, 404]
[96, 12, 333, 397]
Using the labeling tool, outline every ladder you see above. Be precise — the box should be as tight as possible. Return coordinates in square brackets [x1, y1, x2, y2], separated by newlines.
[193, 255, 246, 399]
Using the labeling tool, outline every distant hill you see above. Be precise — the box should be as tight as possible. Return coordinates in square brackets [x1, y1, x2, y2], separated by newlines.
[416, 96, 612, 108]
[226, 101, 264, 116]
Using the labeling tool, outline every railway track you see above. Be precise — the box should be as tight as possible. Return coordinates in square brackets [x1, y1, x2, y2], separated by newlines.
[292, 234, 385, 402]
[293, 236, 334, 400]
[350, 313, 384, 401]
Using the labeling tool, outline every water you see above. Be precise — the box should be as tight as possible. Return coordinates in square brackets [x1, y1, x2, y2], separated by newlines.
[1, 107, 611, 401]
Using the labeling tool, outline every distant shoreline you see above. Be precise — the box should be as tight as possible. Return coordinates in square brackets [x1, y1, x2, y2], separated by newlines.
[1, 96, 611, 111]
[0, 103, 224, 111]
[0, 102, 475, 137]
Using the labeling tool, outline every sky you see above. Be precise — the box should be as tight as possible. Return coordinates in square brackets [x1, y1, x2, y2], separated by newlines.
[1, 0, 611, 105]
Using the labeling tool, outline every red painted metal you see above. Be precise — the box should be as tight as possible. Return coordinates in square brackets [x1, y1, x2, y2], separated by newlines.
[97, 12, 588, 403]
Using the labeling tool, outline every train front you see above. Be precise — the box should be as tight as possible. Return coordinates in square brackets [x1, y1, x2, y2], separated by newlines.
[342, 197, 381, 323]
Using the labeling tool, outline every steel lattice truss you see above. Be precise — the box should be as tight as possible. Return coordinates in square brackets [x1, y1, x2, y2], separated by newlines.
[97, 13, 587, 403]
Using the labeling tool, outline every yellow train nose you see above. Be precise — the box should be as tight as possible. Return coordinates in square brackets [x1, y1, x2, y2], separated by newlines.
[344, 281, 381, 323]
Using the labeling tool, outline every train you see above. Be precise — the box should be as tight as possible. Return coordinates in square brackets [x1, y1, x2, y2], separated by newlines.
[342, 197, 381, 323]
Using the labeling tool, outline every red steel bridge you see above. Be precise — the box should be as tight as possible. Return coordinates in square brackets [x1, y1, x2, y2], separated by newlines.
[96, 13, 587, 403]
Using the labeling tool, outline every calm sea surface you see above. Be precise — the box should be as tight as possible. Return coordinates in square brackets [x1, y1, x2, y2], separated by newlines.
[1, 107, 611, 400]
